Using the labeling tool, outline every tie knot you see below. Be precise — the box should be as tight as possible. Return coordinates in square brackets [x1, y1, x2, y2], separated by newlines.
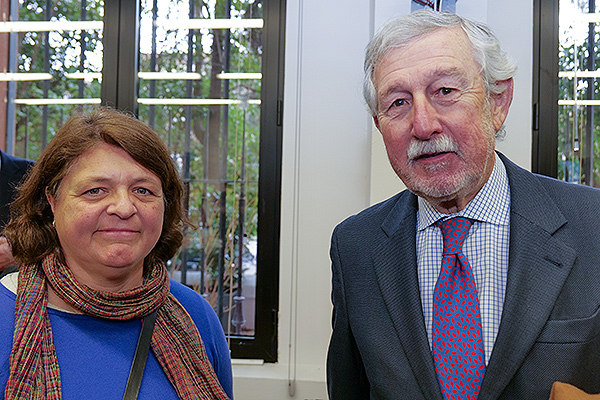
[437, 217, 472, 254]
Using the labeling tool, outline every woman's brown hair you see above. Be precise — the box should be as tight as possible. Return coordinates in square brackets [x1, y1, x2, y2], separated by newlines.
[3, 107, 184, 267]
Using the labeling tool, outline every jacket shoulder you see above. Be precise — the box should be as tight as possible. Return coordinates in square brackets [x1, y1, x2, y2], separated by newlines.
[534, 173, 600, 210]
[333, 190, 414, 237]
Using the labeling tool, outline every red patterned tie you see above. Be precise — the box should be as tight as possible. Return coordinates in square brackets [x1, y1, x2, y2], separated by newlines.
[432, 217, 485, 400]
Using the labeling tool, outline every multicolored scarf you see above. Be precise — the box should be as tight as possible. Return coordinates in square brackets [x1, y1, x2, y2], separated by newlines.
[5, 253, 230, 400]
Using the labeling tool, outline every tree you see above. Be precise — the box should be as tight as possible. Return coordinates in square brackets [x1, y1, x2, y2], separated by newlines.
[10, 0, 264, 336]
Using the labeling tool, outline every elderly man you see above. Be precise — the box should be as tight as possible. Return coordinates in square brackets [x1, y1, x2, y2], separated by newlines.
[327, 10, 600, 400]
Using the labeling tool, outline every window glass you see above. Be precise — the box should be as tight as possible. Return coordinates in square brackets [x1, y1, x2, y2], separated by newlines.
[558, 0, 600, 185]
[138, 0, 263, 338]
[2, 0, 280, 359]
[1, 0, 103, 158]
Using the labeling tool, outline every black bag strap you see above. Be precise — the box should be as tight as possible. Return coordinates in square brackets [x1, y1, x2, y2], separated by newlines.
[123, 309, 158, 400]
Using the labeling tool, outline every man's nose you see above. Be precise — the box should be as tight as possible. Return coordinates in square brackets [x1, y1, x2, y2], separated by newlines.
[412, 95, 443, 139]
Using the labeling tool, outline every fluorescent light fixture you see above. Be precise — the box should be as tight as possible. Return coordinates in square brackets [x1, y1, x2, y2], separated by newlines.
[14, 98, 101, 105]
[575, 13, 600, 23]
[160, 18, 263, 30]
[0, 73, 52, 81]
[65, 72, 102, 80]
[559, 71, 600, 79]
[0, 20, 103, 33]
[138, 72, 202, 80]
[138, 98, 261, 106]
[216, 73, 262, 80]
[559, 99, 600, 106]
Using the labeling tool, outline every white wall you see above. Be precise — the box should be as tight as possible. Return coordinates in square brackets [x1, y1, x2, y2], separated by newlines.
[232, 1, 533, 399]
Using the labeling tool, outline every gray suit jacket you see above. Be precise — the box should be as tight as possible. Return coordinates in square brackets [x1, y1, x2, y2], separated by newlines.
[327, 153, 600, 399]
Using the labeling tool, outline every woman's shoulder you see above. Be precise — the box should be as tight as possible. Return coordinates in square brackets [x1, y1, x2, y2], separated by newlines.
[168, 279, 233, 398]
[168, 279, 223, 336]
[0, 273, 18, 386]
[0, 273, 17, 323]
[169, 279, 213, 310]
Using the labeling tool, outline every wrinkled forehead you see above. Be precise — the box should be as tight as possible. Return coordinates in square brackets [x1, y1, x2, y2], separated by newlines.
[374, 27, 481, 86]
[379, 27, 476, 67]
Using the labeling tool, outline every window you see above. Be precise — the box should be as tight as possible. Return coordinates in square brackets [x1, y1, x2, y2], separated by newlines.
[534, 0, 600, 187]
[0, 0, 285, 361]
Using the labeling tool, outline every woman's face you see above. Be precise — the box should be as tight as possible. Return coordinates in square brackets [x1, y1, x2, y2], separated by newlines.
[47, 143, 165, 291]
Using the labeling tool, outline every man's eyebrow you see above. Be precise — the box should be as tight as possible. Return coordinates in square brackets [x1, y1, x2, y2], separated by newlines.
[378, 67, 470, 98]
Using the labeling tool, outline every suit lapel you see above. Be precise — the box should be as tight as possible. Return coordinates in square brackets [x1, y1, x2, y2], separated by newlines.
[478, 155, 576, 400]
[372, 191, 444, 400]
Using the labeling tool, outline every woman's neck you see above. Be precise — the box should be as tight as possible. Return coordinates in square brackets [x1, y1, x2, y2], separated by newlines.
[47, 285, 83, 314]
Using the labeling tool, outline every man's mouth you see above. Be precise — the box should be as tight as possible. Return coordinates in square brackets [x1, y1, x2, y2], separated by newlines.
[412, 151, 455, 163]
[415, 151, 450, 160]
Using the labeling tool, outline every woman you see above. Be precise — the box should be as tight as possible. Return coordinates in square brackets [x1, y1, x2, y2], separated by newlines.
[0, 108, 233, 399]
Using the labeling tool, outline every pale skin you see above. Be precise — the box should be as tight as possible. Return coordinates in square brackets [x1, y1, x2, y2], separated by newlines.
[373, 27, 513, 214]
[45, 143, 165, 313]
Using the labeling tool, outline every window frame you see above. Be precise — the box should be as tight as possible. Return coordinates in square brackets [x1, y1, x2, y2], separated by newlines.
[532, 0, 560, 177]
[102, 0, 285, 362]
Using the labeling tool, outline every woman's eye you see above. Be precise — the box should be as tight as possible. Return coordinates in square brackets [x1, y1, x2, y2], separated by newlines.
[135, 188, 152, 195]
[85, 188, 102, 195]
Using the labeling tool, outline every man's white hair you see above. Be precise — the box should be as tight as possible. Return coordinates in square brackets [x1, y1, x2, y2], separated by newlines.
[364, 10, 517, 121]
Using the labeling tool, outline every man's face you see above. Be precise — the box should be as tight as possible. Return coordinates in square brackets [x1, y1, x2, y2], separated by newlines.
[373, 27, 510, 212]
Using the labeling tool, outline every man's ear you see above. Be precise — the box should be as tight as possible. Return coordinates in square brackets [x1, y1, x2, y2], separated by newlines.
[373, 115, 381, 131]
[490, 78, 514, 132]
[45, 187, 56, 214]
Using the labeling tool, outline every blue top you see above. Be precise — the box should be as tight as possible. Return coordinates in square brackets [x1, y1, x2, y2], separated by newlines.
[0, 276, 233, 399]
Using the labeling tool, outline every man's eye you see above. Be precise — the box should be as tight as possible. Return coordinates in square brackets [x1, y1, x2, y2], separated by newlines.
[440, 87, 454, 95]
[391, 99, 406, 108]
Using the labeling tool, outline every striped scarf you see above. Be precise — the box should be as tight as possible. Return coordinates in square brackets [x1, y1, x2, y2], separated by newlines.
[5, 253, 230, 400]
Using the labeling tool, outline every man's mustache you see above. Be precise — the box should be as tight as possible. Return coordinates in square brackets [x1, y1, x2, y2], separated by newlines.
[407, 136, 459, 161]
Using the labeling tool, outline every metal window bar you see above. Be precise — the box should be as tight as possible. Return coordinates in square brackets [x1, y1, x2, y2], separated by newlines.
[559, 0, 598, 186]
[143, 0, 253, 337]
[7, 0, 265, 341]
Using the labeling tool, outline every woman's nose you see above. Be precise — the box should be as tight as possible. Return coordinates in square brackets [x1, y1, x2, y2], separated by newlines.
[106, 190, 136, 218]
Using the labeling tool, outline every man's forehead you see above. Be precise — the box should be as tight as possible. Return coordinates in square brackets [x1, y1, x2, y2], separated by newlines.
[385, 27, 471, 60]
[374, 28, 479, 83]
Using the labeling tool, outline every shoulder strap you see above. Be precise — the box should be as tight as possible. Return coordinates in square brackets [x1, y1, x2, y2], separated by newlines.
[123, 309, 158, 400]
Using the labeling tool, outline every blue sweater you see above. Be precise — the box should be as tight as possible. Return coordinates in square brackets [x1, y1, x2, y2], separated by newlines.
[0, 277, 233, 399]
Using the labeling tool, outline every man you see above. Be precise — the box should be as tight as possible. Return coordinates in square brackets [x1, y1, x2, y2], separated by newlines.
[327, 10, 600, 400]
[0, 149, 33, 274]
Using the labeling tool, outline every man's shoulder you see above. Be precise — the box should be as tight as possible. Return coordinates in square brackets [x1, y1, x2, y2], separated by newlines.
[334, 189, 415, 235]
[0, 150, 34, 175]
[502, 155, 600, 227]
[501, 153, 600, 207]
[533, 172, 600, 209]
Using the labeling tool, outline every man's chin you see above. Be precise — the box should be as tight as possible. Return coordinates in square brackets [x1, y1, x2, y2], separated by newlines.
[411, 186, 461, 202]
[402, 174, 471, 202]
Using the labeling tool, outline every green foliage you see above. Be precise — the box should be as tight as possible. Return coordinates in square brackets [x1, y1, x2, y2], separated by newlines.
[558, 9, 600, 186]
[13, 0, 263, 334]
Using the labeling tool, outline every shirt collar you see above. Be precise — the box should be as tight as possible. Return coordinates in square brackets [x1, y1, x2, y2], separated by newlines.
[417, 152, 511, 231]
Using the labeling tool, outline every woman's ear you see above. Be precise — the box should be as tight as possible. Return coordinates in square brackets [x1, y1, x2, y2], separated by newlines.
[45, 187, 56, 214]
